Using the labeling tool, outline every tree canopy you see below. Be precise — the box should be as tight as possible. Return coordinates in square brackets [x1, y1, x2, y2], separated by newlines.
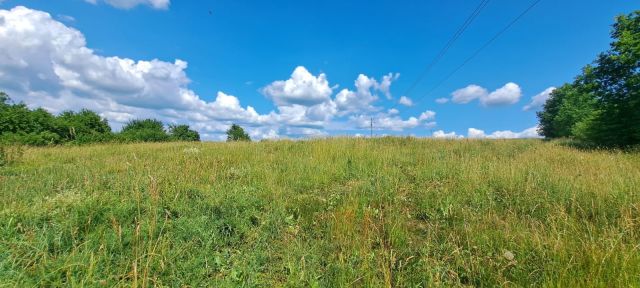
[0, 94, 201, 145]
[538, 11, 640, 148]
[226, 124, 251, 142]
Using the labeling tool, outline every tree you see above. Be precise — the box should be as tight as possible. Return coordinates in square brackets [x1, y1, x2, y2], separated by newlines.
[538, 11, 640, 148]
[168, 124, 200, 141]
[120, 119, 169, 142]
[0, 92, 9, 107]
[226, 124, 251, 142]
[57, 109, 112, 143]
[582, 11, 640, 147]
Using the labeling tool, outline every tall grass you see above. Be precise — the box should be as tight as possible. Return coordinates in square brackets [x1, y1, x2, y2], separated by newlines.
[0, 138, 638, 286]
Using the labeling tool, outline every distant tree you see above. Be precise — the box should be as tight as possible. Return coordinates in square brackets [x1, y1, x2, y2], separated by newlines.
[57, 109, 112, 143]
[226, 124, 251, 142]
[168, 124, 200, 141]
[0, 92, 9, 107]
[0, 101, 57, 135]
[120, 119, 169, 142]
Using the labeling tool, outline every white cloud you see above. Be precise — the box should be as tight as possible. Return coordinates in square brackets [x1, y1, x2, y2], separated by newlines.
[0, 6, 274, 139]
[0, 6, 434, 140]
[262, 66, 333, 106]
[350, 109, 437, 131]
[432, 130, 463, 139]
[523, 87, 555, 111]
[334, 74, 387, 114]
[466, 126, 541, 139]
[479, 82, 522, 106]
[448, 83, 522, 107]
[57, 14, 76, 22]
[378, 73, 399, 99]
[85, 0, 170, 10]
[398, 96, 413, 106]
[419, 110, 436, 121]
[451, 84, 487, 104]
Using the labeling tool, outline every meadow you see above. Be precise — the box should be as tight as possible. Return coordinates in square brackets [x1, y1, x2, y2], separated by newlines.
[0, 138, 639, 287]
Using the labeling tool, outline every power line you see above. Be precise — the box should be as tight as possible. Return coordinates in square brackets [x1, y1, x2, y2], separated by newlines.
[402, 0, 543, 114]
[397, 0, 490, 107]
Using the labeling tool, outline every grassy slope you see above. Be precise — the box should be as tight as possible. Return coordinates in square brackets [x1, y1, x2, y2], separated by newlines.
[0, 138, 639, 287]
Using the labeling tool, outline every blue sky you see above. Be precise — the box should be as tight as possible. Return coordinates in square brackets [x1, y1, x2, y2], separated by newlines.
[0, 0, 637, 140]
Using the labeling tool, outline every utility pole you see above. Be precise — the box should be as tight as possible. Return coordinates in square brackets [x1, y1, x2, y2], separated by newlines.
[370, 117, 373, 138]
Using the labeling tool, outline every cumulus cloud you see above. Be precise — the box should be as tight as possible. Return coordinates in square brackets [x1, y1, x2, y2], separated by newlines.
[350, 109, 436, 131]
[0, 6, 433, 140]
[451, 85, 487, 104]
[85, 0, 170, 10]
[479, 82, 522, 106]
[334, 73, 397, 114]
[432, 130, 463, 139]
[419, 110, 436, 121]
[262, 66, 333, 106]
[378, 73, 400, 99]
[0, 6, 274, 139]
[448, 83, 522, 107]
[398, 96, 413, 106]
[466, 126, 541, 139]
[523, 87, 555, 111]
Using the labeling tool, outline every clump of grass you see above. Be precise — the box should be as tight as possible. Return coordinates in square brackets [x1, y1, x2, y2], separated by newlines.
[0, 144, 23, 167]
[0, 139, 639, 286]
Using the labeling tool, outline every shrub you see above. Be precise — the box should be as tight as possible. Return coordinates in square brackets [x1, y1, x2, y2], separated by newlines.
[226, 124, 251, 142]
[119, 119, 170, 142]
[168, 124, 200, 141]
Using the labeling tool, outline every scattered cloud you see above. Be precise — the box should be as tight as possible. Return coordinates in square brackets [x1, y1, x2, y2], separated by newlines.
[467, 126, 541, 139]
[1, 6, 545, 141]
[0, 6, 271, 139]
[479, 82, 522, 106]
[523, 87, 555, 111]
[378, 73, 400, 99]
[432, 130, 463, 139]
[452, 84, 487, 104]
[262, 66, 333, 106]
[448, 83, 522, 107]
[84, 0, 170, 10]
[419, 110, 436, 121]
[398, 96, 413, 106]
[57, 14, 76, 22]
[0, 6, 425, 140]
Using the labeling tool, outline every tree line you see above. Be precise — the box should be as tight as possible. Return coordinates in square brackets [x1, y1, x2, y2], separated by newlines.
[538, 11, 639, 148]
[0, 92, 256, 146]
[0, 93, 200, 145]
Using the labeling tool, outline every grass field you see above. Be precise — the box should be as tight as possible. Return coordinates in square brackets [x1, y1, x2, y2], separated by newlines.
[1, 138, 639, 287]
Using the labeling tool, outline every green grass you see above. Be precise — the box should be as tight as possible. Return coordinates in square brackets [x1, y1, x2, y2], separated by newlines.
[1, 138, 639, 287]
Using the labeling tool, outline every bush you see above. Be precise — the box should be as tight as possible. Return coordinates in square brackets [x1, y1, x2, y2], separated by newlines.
[0, 131, 62, 146]
[169, 124, 200, 141]
[119, 119, 170, 142]
[226, 124, 251, 142]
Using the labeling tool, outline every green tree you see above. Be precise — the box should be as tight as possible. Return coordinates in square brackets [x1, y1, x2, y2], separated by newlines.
[583, 11, 640, 147]
[168, 124, 200, 141]
[0, 94, 63, 145]
[226, 124, 251, 142]
[57, 109, 112, 143]
[120, 119, 169, 142]
[538, 11, 640, 148]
